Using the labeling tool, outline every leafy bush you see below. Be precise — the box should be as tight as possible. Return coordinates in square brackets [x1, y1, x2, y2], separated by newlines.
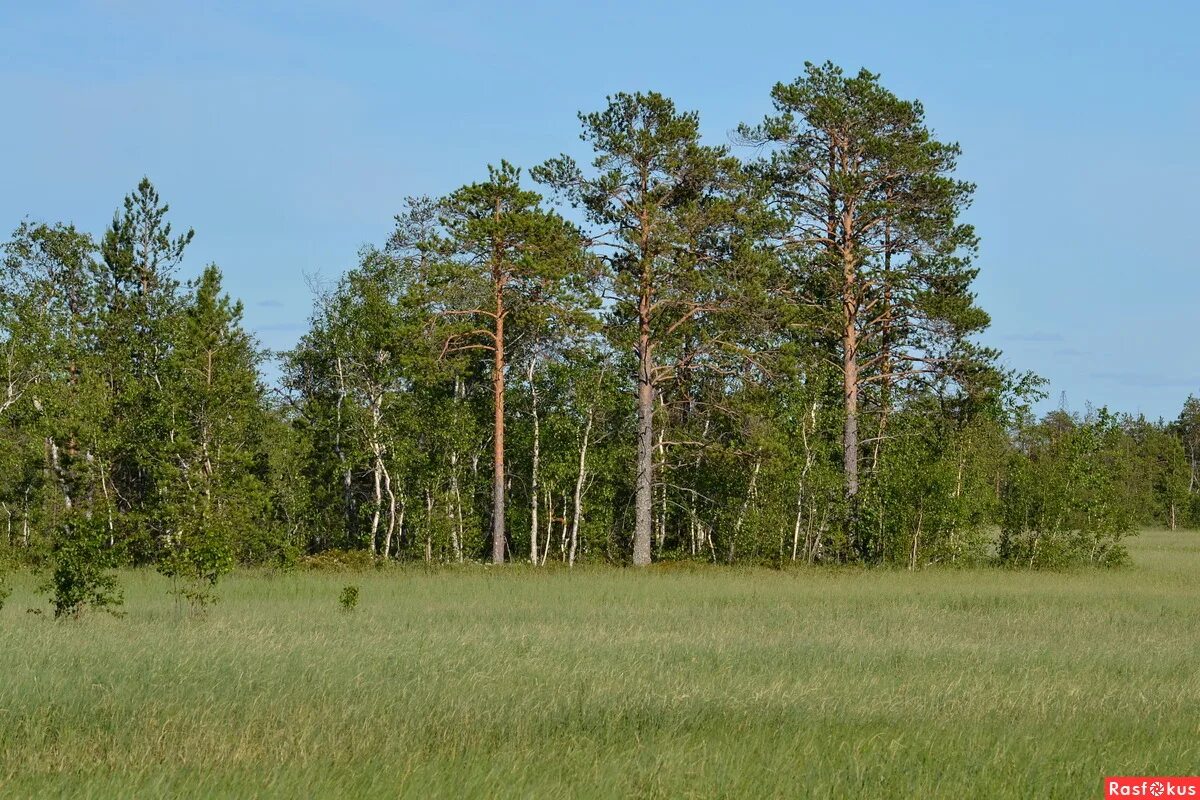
[339, 585, 360, 612]
[44, 517, 123, 619]
[159, 512, 235, 613]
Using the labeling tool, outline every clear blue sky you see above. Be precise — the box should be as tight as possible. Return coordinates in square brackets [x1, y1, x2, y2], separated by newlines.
[2, 1, 1196, 419]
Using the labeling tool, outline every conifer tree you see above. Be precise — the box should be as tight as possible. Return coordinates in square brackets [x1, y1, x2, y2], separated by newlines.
[536, 93, 764, 565]
[98, 178, 195, 557]
[430, 162, 590, 563]
[740, 63, 991, 556]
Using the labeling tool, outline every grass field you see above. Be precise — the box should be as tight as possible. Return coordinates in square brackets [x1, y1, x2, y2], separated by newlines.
[1, 530, 1197, 799]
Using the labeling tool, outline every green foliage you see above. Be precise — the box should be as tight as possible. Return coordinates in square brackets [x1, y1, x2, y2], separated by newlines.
[44, 516, 123, 619]
[1000, 409, 1137, 568]
[535, 91, 774, 565]
[301, 549, 377, 571]
[156, 265, 267, 607]
[1, 179, 280, 607]
[158, 513, 235, 611]
[863, 413, 1007, 568]
[738, 61, 1014, 557]
[338, 584, 359, 612]
[1171, 395, 1200, 528]
[0, 76, 1193, 583]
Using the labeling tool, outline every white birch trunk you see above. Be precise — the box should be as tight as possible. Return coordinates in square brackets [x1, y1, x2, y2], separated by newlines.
[528, 359, 540, 565]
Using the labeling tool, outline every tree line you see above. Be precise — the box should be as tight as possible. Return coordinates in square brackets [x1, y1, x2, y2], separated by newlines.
[1, 63, 1197, 614]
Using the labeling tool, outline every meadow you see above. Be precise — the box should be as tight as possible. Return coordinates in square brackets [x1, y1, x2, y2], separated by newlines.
[1, 530, 1197, 799]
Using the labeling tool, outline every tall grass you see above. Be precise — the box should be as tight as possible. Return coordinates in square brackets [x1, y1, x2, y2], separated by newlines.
[2, 531, 1197, 798]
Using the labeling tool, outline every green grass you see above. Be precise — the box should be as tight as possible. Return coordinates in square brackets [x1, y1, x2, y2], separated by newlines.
[2, 531, 1197, 799]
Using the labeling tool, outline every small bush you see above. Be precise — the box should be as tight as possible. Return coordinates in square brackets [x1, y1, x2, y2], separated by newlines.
[339, 585, 360, 612]
[44, 517, 123, 619]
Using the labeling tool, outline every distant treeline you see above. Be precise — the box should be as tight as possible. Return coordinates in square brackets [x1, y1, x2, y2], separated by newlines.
[2, 63, 1197, 614]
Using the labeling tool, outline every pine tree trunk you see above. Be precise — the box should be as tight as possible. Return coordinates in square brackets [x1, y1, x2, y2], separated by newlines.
[634, 321, 654, 566]
[843, 329, 859, 498]
[491, 308, 506, 564]
[842, 245, 861, 554]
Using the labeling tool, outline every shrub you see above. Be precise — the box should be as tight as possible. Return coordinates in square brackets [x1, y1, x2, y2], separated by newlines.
[44, 516, 123, 619]
[339, 585, 360, 612]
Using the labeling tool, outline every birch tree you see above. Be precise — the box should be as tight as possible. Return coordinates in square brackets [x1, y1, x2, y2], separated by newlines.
[160, 265, 270, 606]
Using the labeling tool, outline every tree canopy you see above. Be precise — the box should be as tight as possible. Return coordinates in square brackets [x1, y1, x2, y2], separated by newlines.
[1, 68, 1192, 613]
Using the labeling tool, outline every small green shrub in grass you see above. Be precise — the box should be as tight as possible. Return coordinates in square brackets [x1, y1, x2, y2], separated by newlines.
[339, 585, 360, 612]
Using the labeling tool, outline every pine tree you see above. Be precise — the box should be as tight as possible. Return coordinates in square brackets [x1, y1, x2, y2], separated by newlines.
[535, 92, 765, 565]
[98, 178, 195, 558]
[740, 63, 991, 557]
[429, 162, 591, 563]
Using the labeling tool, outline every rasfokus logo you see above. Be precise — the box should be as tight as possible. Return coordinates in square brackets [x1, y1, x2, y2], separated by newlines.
[1106, 777, 1200, 798]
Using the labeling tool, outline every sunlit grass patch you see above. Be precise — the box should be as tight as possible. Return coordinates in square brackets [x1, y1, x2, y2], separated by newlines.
[1, 530, 1197, 798]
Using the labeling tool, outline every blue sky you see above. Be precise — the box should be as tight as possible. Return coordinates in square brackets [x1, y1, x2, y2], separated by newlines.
[1, 1, 1196, 419]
